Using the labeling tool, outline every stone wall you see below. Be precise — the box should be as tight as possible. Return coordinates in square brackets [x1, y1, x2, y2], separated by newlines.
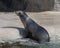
[54, 0, 60, 11]
[26, 0, 54, 12]
[0, 0, 54, 12]
[0, 0, 27, 12]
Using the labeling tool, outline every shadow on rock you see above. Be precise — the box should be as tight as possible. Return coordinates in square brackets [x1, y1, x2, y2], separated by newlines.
[2, 26, 28, 38]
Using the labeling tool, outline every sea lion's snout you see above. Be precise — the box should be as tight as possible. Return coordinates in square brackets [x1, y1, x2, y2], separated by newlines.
[16, 11, 25, 16]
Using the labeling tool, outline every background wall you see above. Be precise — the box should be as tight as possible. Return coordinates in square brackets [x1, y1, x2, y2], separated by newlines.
[26, 0, 54, 12]
[54, 0, 60, 11]
[0, 0, 26, 12]
[0, 0, 54, 12]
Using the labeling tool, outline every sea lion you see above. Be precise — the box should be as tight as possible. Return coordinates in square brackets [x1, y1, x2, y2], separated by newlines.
[16, 11, 50, 43]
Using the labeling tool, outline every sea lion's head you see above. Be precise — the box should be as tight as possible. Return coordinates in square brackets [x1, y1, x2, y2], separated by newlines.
[15, 11, 25, 16]
[15, 11, 28, 27]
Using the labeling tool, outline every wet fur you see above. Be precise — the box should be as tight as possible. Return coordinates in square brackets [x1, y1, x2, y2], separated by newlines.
[16, 11, 50, 43]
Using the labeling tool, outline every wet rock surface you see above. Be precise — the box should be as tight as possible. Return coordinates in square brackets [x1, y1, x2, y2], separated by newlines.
[0, 11, 59, 48]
